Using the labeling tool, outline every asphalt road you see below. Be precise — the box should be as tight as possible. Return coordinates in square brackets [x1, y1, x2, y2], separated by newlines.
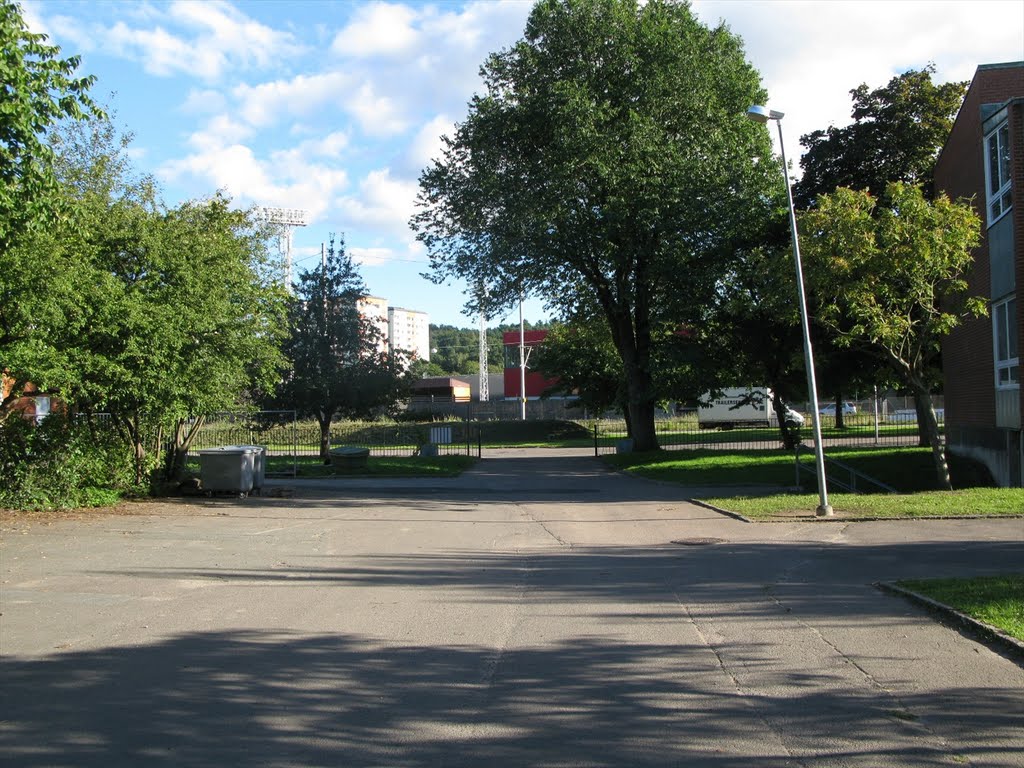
[2, 450, 1022, 767]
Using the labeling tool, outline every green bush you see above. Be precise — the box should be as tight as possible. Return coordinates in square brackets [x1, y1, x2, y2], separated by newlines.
[0, 414, 137, 510]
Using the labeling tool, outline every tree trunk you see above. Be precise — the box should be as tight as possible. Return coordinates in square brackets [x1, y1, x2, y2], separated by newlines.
[911, 381, 951, 490]
[834, 393, 845, 429]
[627, 399, 657, 451]
[318, 413, 332, 463]
[112, 412, 148, 486]
[606, 306, 658, 452]
[772, 389, 801, 451]
[913, 393, 930, 447]
[163, 416, 206, 484]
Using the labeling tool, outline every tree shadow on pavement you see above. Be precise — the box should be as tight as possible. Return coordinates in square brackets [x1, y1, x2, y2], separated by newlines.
[3, 628, 1022, 768]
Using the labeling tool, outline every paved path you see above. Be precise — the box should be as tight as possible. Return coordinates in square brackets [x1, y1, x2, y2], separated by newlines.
[2, 451, 1022, 767]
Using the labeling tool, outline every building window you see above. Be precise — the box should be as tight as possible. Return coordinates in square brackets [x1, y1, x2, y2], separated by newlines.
[993, 295, 1019, 388]
[985, 121, 1012, 225]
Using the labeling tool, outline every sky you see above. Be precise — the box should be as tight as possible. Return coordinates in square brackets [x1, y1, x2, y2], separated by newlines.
[24, 0, 1024, 329]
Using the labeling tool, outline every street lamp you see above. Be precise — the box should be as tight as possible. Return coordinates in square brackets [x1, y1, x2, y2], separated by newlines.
[746, 105, 833, 517]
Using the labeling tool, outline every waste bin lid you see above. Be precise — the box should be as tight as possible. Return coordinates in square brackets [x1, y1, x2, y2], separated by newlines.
[329, 446, 370, 457]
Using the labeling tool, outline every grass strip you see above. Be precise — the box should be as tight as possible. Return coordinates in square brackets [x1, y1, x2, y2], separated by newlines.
[896, 574, 1024, 641]
[701, 489, 1024, 519]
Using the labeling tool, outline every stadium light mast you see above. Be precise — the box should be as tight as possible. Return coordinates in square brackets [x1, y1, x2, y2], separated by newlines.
[259, 207, 308, 290]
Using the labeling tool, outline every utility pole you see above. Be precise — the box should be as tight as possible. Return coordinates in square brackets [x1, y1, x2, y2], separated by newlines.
[478, 310, 489, 402]
[519, 293, 527, 421]
[478, 281, 489, 403]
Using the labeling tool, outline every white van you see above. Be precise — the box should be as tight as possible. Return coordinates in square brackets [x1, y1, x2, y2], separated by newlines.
[697, 387, 804, 429]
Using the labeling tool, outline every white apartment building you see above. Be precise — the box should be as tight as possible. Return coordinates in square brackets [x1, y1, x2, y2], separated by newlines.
[388, 306, 431, 364]
[357, 296, 390, 355]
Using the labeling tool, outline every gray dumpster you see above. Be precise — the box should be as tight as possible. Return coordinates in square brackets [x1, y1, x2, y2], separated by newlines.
[243, 445, 267, 490]
[198, 445, 263, 494]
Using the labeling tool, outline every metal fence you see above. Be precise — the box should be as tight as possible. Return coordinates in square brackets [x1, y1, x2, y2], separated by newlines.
[407, 397, 589, 422]
[183, 409, 941, 469]
[593, 411, 941, 455]
[185, 412, 478, 463]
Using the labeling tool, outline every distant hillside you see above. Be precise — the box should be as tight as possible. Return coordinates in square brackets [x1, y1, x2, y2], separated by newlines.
[427, 321, 554, 375]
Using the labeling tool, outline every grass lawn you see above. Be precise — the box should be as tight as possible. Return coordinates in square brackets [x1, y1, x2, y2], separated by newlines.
[604, 449, 798, 486]
[479, 419, 594, 447]
[605, 446, 1023, 520]
[896, 574, 1024, 641]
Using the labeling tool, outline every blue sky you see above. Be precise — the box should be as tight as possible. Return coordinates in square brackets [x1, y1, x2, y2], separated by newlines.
[24, 0, 1024, 328]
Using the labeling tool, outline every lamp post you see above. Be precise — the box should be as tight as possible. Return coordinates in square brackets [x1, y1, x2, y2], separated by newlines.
[519, 292, 527, 421]
[746, 105, 833, 517]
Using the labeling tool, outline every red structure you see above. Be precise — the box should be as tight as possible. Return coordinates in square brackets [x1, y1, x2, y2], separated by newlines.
[502, 330, 557, 399]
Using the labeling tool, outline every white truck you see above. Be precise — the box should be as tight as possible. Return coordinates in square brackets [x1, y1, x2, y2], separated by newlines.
[697, 387, 804, 429]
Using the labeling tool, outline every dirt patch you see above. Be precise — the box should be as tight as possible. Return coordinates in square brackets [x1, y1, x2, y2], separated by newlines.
[0, 497, 221, 529]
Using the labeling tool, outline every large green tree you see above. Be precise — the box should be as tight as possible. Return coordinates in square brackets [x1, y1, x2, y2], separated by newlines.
[795, 65, 967, 207]
[10, 116, 289, 483]
[698, 233, 811, 450]
[412, 0, 778, 450]
[1, 0, 101, 414]
[801, 182, 983, 490]
[0, 0, 100, 257]
[534, 318, 625, 419]
[277, 236, 410, 460]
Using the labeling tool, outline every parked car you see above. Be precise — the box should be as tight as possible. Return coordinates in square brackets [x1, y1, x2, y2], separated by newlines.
[819, 402, 857, 416]
[890, 407, 944, 423]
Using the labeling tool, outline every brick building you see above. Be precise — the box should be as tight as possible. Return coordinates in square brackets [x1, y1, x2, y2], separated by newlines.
[935, 61, 1024, 486]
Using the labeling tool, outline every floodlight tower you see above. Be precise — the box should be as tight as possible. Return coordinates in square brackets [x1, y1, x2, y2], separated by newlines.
[259, 207, 308, 289]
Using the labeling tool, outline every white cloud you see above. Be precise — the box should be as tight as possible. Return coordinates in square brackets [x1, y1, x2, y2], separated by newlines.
[347, 82, 410, 136]
[181, 88, 228, 115]
[187, 114, 254, 151]
[324, 1, 531, 137]
[160, 132, 349, 221]
[31, 0, 304, 82]
[233, 72, 353, 127]
[168, 0, 296, 69]
[337, 168, 420, 231]
[349, 246, 397, 267]
[692, 0, 1024, 167]
[270, 131, 351, 167]
[332, 2, 420, 57]
[395, 114, 454, 176]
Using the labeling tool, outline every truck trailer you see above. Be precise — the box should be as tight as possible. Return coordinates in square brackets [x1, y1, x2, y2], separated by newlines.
[697, 387, 804, 429]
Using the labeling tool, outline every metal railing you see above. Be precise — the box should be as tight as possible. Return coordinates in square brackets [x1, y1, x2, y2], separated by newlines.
[794, 444, 898, 494]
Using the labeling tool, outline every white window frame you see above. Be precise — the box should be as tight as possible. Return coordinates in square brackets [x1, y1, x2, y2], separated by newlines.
[984, 120, 1012, 226]
[992, 295, 1019, 389]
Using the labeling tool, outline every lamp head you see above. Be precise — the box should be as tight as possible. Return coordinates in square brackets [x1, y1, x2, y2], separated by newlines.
[746, 105, 785, 123]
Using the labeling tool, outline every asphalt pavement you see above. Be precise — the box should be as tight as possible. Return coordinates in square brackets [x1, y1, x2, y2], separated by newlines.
[1, 449, 1022, 767]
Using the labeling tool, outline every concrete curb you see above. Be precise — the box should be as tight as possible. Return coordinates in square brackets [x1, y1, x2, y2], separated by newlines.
[685, 497, 753, 523]
[876, 581, 1024, 663]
